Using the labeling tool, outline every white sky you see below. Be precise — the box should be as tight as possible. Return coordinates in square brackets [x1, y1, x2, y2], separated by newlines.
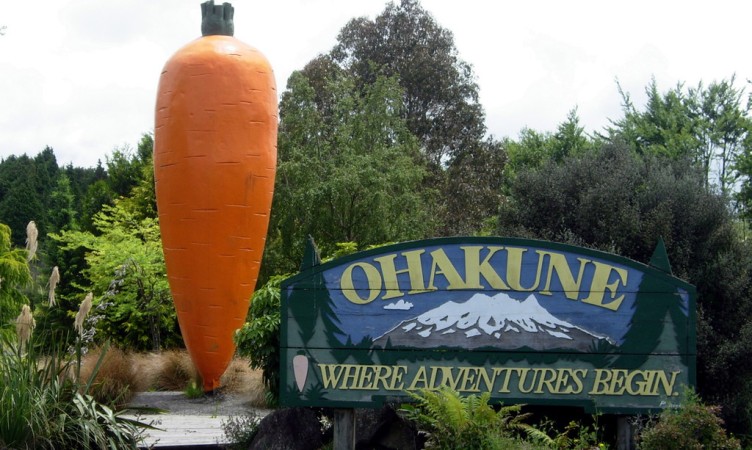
[1, 0, 750, 168]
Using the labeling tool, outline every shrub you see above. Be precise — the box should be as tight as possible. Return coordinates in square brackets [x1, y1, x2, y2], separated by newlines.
[637, 391, 740, 450]
[221, 412, 262, 450]
[152, 349, 198, 391]
[80, 346, 138, 409]
[547, 419, 609, 450]
[401, 385, 551, 450]
[0, 338, 148, 449]
[235, 274, 287, 406]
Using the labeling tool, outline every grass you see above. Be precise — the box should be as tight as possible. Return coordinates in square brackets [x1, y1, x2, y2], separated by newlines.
[0, 338, 149, 449]
[80, 346, 139, 409]
[80, 348, 268, 406]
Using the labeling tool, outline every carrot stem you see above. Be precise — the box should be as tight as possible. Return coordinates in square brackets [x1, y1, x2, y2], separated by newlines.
[201, 1, 234, 37]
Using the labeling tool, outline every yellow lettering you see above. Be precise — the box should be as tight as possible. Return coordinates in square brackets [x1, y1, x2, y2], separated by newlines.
[427, 250, 467, 290]
[318, 364, 343, 389]
[408, 366, 428, 390]
[589, 369, 612, 395]
[388, 366, 407, 390]
[654, 370, 680, 396]
[609, 369, 628, 395]
[517, 368, 536, 394]
[459, 367, 480, 392]
[581, 261, 628, 311]
[570, 369, 587, 394]
[462, 246, 509, 290]
[494, 368, 514, 393]
[341, 262, 382, 304]
[475, 367, 496, 392]
[506, 247, 543, 291]
[436, 366, 462, 390]
[339, 364, 360, 390]
[534, 368, 558, 394]
[538, 251, 589, 300]
[356, 365, 375, 390]
[374, 250, 428, 300]
[372, 365, 394, 391]
[631, 370, 656, 396]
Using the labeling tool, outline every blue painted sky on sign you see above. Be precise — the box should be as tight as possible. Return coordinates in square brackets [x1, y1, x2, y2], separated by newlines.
[321, 243, 646, 346]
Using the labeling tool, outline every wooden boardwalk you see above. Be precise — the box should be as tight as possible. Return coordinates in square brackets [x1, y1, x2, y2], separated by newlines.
[125, 391, 271, 448]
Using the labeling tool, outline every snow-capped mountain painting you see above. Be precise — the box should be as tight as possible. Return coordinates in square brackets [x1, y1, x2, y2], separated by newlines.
[372, 292, 614, 352]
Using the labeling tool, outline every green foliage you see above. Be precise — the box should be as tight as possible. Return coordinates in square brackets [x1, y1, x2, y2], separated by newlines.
[221, 413, 262, 450]
[0, 223, 32, 340]
[0, 337, 149, 449]
[332, 0, 486, 166]
[266, 68, 435, 275]
[401, 385, 551, 450]
[296, 0, 502, 236]
[51, 201, 180, 351]
[184, 380, 204, 399]
[508, 109, 598, 173]
[499, 142, 752, 435]
[546, 418, 609, 450]
[608, 77, 752, 197]
[638, 391, 740, 450]
[234, 275, 287, 406]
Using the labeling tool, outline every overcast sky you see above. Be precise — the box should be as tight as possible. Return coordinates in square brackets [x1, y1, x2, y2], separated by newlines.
[1, 0, 750, 168]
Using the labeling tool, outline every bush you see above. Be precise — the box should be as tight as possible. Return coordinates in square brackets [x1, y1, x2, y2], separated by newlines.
[499, 144, 752, 434]
[234, 275, 287, 406]
[221, 412, 262, 450]
[80, 346, 138, 409]
[0, 338, 148, 449]
[401, 385, 551, 450]
[152, 349, 198, 391]
[638, 391, 740, 450]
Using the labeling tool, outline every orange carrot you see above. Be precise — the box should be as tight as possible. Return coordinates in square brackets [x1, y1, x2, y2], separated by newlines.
[154, 1, 277, 392]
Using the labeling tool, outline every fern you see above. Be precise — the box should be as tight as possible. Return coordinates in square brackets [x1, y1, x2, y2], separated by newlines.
[402, 385, 552, 449]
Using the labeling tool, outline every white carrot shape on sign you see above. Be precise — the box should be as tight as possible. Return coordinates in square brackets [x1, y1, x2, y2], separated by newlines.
[293, 355, 309, 392]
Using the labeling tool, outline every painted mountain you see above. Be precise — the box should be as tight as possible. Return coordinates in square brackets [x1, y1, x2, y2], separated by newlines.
[372, 292, 614, 352]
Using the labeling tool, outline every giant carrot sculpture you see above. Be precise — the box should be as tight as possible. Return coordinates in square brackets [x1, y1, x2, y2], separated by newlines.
[154, 1, 277, 392]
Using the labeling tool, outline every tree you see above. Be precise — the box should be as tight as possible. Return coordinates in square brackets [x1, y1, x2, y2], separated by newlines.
[308, 0, 503, 235]
[0, 223, 31, 340]
[64, 161, 107, 223]
[47, 174, 77, 234]
[607, 77, 752, 197]
[0, 149, 60, 247]
[330, 0, 486, 167]
[505, 109, 598, 183]
[442, 138, 506, 235]
[265, 70, 435, 276]
[499, 143, 752, 435]
[608, 79, 698, 161]
[51, 201, 180, 351]
[689, 76, 751, 195]
[105, 134, 153, 199]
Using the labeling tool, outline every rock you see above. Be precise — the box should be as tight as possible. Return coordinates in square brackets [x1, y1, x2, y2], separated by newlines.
[354, 405, 423, 450]
[248, 407, 324, 450]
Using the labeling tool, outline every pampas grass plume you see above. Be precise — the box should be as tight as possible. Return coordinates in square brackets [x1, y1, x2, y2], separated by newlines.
[74, 292, 93, 337]
[25, 221, 38, 262]
[48, 266, 60, 306]
[15, 304, 35, 350]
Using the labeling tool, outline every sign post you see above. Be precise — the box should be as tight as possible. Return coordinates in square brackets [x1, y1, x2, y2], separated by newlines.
[280, 237, 696, 441]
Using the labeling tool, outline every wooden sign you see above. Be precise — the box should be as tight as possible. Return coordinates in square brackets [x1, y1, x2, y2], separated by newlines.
[279, 237, 696, 413]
